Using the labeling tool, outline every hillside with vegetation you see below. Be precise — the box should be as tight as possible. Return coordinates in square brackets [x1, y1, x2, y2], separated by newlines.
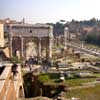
[47, 18, 100, 46]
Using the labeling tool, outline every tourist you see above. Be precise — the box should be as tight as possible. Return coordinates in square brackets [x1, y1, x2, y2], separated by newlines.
[11, 63, 18, 77]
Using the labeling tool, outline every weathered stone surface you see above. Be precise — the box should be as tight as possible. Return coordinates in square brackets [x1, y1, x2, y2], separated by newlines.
[0, 24, 5, 47]
[19, 96, 52, 100]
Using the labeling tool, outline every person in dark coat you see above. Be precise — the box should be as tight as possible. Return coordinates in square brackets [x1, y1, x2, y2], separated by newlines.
[11, 63, 18, 77]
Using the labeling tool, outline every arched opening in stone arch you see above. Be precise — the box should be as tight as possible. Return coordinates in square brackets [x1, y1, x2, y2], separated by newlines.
[25, 41, 37, 60]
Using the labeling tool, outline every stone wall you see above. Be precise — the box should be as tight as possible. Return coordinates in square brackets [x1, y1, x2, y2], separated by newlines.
[0, 24, 5, 47]
[0, 64, 24, 100]
[3, 47, 10, 58]
[6, 81, 16, 100]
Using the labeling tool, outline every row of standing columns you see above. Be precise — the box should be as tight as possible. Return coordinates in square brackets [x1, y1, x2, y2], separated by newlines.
[10, 36, 53, 61]
[37, 37, 52, 60]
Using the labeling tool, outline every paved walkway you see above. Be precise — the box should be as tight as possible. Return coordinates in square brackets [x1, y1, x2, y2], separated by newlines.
[66, 42, 100, 57]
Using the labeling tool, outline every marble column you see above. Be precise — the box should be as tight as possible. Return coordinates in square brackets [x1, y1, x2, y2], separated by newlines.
[38, 38, 42, 59]
[68, 31, 70, 41]
[46, 40, 49, 59]
[10, 36, 13, 57]
[48, 37, 53, 59]
[24, 38, 27, 59]
[21, 36, 24, 58]
[64, 27, 69, 49]
[9, 25, 13, 58]
[48, 26, 53, 59]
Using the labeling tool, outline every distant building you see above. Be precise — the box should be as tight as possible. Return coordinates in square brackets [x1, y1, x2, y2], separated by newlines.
[0, 18, 23, 24]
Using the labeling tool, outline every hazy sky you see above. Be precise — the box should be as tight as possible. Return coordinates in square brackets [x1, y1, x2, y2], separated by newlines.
[0, 0, 100, 23]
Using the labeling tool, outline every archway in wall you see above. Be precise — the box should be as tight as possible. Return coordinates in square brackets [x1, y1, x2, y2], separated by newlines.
[26, 42, 37, 60]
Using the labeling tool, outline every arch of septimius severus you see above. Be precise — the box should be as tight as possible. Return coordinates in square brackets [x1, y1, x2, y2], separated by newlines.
[0, 19, 70, 61]
[7, 24, 53, 60]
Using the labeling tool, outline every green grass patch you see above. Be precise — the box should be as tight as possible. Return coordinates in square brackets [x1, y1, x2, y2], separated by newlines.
[64, 78, 95, 87]
[38, 74, 50, 83]
[65, 84, 100, 100]
[38, 73, 95, 87]
[93, 73, 100, 78]
[38, 73, 60, 83]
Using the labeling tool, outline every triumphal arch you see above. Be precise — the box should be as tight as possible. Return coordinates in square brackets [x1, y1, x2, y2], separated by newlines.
[8, 24, 53, 60]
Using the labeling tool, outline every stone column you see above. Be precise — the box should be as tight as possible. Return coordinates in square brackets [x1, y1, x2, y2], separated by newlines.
[48, 26, 53, 59]
[9, 25, 13, 58]
[21, 36, 24, 58]
[49, 38, 53, 59]
[68, 31, 70, 41]
[24, 38, 27, 59]
[10, 36, 13, 57]
[38, 38, 42, 59]
[64, 27, 69, 49]
[46, 40, 49, 59]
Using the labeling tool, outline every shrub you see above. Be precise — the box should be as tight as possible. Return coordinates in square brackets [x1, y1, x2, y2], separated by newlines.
[11, 56, 21, 63]
[38, 74, 49, 82]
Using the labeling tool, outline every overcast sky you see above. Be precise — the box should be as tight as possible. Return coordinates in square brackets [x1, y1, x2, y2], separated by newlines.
[0, 0, 100, 23]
